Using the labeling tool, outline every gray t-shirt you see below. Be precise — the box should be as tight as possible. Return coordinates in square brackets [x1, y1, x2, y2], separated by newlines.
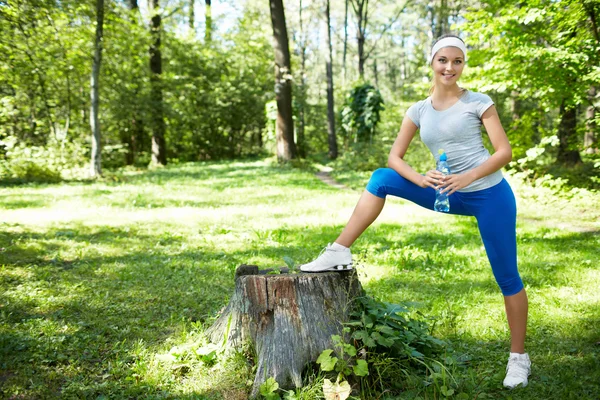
[405, 90, 503, 192]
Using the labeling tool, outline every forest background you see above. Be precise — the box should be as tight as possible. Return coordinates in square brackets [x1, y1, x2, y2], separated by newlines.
[1, 1, 600, 399]
[1, 0, 599, 187]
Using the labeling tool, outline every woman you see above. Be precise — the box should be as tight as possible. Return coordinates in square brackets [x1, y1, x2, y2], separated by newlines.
[301, 34, 531, 389]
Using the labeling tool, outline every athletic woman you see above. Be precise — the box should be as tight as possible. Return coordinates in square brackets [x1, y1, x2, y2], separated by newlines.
[300, 34, 531, 389]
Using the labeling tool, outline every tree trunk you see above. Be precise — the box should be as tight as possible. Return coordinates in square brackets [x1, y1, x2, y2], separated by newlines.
[585, 86, 598, 154]
[190, 0, 195, 30]
[355, 0, 366, 79]
[295, 0, 307, 158]
[149, 0, 167, 166]
[510, 91, 520, 122]
[557, 99, 582, 165]
[373, 58, 378, 87]
[435, 0, 448, 38]
[325, 0, 338, 160]
[127, 0, 143, 166]
[269, 0, 296, 161]
[205, 0, 212, 43]
[205, 265, 364, 398]
[90, 0, 104, 177]
[510, 90, 524, 137]
[343, 0, 349, 85]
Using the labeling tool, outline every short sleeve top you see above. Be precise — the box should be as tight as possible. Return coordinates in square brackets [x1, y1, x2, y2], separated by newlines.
[405, 90, 503, 192]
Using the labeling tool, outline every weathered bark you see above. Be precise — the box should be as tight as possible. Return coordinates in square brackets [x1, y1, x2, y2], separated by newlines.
[90, 0, 104, 177]
[206, 265, 364, 398]
[269, 0, 297, 161]
[557, 99, 582, 165]
[325, 0, 338, 160]
[149, 0, 167, 166]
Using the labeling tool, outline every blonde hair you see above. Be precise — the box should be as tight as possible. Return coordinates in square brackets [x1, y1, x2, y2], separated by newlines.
[429, 34, 466, 95]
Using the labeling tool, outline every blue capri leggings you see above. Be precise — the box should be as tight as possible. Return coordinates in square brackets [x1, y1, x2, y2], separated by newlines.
[366, 168, 523, 296]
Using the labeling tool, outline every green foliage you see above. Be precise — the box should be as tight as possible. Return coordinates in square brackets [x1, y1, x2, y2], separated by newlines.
[0, 1, 274, 175]
[0, 135, 86, 183]
[348, 296, 444, 361]
[316, 295, 446, 398]
[462, 0, 600, 165]
[259, 377, 280, 399]
[340, 83, 385, 145]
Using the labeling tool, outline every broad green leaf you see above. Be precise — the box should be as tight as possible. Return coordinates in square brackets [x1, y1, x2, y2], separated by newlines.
[343, 343, 357, 357]
[316, 349, 338, 372]
[260, 377, 279, 396]
[440, 385, 454, 397]
[353, 359, 369, 377]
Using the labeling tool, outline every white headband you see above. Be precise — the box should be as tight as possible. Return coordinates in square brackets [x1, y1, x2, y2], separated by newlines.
[429, 37, 468, 64]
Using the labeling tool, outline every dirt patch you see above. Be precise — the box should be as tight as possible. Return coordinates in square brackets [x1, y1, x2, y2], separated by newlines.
[315, 171, 350, 190]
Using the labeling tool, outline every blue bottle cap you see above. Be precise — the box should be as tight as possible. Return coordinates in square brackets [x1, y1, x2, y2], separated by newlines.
[439, 152, 447, 161]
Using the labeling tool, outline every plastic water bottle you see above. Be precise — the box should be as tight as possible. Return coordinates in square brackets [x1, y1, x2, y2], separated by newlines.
[434, 151, 450, 213]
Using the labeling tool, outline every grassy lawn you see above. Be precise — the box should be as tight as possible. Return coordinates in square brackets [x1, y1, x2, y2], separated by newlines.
[1, 159, 599, 399]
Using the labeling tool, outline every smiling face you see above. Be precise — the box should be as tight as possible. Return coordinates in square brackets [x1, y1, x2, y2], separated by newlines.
[431, 46, 465, 88]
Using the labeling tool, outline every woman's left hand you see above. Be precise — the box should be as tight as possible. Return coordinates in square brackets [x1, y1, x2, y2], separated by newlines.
[438, 172, 477, 195]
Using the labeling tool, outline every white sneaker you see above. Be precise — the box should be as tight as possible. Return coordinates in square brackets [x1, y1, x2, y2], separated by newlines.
[300, 244, 353, 272]
[503, 352, 531, 389]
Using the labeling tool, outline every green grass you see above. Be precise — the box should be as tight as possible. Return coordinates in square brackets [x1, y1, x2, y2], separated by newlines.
[1, 159, 599, 399]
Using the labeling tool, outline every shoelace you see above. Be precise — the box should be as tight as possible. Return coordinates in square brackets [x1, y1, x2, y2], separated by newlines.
[506, 357, 529, 380]
[316, 245, 330, 259]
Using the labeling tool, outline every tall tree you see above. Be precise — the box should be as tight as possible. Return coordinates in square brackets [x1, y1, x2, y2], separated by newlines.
[432, 0, 449, 38]
[124, 0, 145, 166]
[325, 0, 338, 159]
[149, 0, 167, 166]
[190, 0, 195, 30]
[351, 0, 368, 78]
[350, 0, 412, 80]
[343, 0, 349, 85]
[269, 0, 297, 161]
[584, 1, 599, 154]
[90, 0, 105, 177]
[294, 0, 307, 158]
[585, 86, 598, 153]
[205, 0, 212, 43]
[557, 100, 580, 165]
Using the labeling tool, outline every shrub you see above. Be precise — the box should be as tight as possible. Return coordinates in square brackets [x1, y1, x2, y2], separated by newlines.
[0, 135, 87, 183]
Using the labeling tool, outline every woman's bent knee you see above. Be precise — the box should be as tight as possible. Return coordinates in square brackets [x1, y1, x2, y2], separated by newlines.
[366, 168, 398, 198]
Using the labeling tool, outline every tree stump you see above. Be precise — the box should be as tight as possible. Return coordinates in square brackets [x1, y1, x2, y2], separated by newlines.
[205, 265, 364, 398]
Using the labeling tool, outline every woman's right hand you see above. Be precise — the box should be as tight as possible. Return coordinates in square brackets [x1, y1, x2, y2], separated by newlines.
[420, 169, 445, 189]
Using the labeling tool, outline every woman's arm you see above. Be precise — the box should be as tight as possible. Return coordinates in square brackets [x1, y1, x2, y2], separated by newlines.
[440, 105, 512, 195]
[388, 116, 441, 189]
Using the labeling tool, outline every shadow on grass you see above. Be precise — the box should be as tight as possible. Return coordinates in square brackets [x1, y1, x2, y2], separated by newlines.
[0, 221, 343, 398]
[0, 194, 51, 209]
[1, 160, 598, 398]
